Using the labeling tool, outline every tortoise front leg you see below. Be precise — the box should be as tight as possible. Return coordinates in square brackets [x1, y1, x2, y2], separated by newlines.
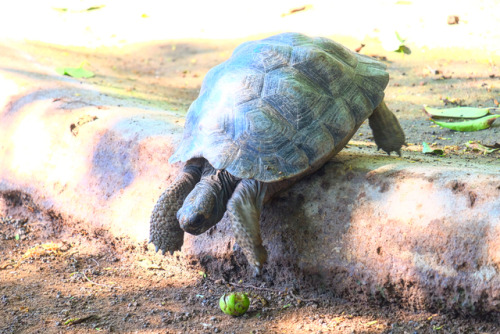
[227, 179, 268, 275]
[149, 158, 204, 254]
[368, 100, 406, 156]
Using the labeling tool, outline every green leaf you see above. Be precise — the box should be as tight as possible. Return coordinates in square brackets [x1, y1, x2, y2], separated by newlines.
[393, 32, 411, 54]
[396, 45, 411, 55]
[422, 142, 432, 153]
[56, 67, 95, 78]
[422, 142, 444, 156]
[431, 115, 500, 132]
[86, 5, 105, 11]
[64, 318, 79, 325]
[465, 141, 500, 154]
[15, 234, 20, 241]
[395, 31, 405, 43]
[424, 106, 491, 119]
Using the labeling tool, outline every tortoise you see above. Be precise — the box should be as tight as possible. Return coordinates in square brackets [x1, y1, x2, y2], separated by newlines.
[150, 32, 405, 274]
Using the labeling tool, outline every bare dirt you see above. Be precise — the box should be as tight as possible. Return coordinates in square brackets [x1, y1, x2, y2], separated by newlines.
[1, 29, 499, 334]
[1, 189, 499, 334]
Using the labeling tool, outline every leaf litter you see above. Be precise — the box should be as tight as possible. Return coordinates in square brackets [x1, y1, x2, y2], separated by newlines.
[430, 115, 500, 132]
[423, 105, 500, 131]
[465, 141, 500, 154]
[422, 142, 445, 156]
[56, 66, 95, 78]
[424, 106, 493, 118]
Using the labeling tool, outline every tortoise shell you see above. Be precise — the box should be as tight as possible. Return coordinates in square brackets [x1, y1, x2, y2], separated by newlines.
[169, 33, 389, 182]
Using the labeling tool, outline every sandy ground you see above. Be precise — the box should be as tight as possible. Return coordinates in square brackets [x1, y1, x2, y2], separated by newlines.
[1, 195, 499, 334]
[1, 1, 499, 333]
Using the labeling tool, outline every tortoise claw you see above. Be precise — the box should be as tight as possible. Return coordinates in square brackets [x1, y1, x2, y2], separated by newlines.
[151, 234, 181, 255]
[378, 145, 404, 157]
[252, 265, 262, 277]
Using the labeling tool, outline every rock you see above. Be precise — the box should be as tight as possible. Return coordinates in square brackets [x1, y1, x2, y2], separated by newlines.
[186, 156, 500, 313]
[447, 15, 460, 25]
[0, 42, 499, 315]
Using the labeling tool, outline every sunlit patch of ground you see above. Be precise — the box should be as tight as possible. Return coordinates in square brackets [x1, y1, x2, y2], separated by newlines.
[0, 0, 499, 56]
[1, 1, 499, 333]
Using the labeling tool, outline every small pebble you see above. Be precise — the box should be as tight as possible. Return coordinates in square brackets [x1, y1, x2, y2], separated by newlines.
[447, 15, 459, 25]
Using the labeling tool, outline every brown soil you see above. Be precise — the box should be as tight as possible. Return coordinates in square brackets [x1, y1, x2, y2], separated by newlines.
[1, 34, 499, 333]
[1, 190, 499, 334]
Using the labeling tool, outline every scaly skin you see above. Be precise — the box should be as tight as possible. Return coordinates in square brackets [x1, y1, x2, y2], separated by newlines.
[177, 166, 238, 235]
[149, 159, 203, 254]
[368, 100, 406, 156]
[227, 179, 268, 275]
[151, 100, 404, 272]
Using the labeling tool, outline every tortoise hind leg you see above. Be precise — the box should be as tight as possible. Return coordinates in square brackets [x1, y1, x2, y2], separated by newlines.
[149, 158, 204, 254]
[227, 179, 268, 276]
[368, 100, 406, 156]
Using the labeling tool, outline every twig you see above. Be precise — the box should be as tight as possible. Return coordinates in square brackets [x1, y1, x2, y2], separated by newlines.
[289, 290, 319, 304]
[66, 315, 99, 326]
[228, 282, 278, 292]
[281, 5, 312, 17]
[89, 258, 99, 267]
[81, 270, 120, 289]
[228, 282, 319, 303]
[0, 261, 16, 270]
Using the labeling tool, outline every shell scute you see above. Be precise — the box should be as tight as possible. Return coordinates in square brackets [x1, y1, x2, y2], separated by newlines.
[312, 37, 359, 68]
[262, 67, 331, 131]
[262, 32, 314, 47]
[229, 43, 292, 73]
[233, 100, 295, 153]
[170, 33, 390, 182]
[291, 45, 353, 97]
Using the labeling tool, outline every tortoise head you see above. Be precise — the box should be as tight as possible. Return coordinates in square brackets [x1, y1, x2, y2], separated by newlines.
[176, 178, 226, 235]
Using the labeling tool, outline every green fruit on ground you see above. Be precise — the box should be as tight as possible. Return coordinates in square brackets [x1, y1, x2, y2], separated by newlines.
[219, 292, 250, 316]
